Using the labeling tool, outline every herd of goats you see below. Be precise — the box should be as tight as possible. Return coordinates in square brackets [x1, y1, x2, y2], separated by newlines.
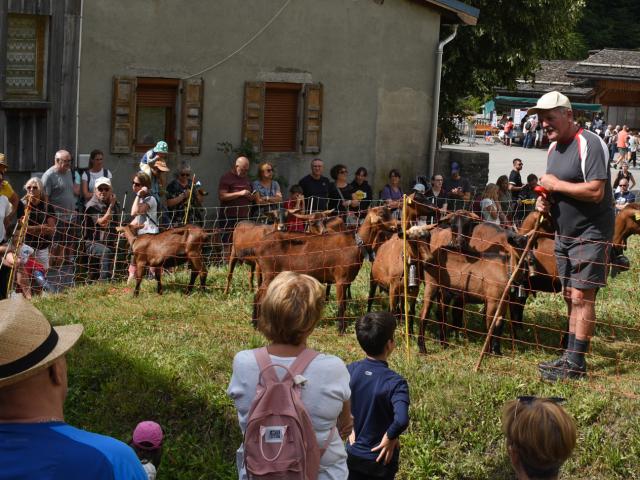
[116, 195, 640, 356]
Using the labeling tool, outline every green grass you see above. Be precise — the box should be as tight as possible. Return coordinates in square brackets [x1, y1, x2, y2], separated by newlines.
[33, 238, 640, 479]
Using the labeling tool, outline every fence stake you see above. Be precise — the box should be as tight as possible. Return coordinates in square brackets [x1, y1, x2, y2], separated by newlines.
[183, 175, 197, 225]
[111, 192, 128, 281]
[402, 194, 411, 356]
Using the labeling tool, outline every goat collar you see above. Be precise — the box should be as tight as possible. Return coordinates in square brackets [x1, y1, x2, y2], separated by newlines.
[354, 231, 373, 259]
[354, 232, 364, 247]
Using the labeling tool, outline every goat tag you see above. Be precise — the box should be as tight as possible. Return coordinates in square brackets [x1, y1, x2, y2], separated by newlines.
[635, 212, 640, 221]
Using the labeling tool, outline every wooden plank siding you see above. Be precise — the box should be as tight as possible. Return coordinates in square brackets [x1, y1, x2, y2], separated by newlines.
[0, 0, 81, 171]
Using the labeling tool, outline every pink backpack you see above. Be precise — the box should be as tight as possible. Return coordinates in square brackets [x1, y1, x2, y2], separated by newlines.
[244, 347, 333, 479]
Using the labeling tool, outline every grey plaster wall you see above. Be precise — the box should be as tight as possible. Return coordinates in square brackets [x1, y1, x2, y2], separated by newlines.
[78, 0, 441, 205]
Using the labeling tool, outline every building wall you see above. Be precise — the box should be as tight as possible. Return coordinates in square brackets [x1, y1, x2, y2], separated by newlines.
[77, 0, 440, 205]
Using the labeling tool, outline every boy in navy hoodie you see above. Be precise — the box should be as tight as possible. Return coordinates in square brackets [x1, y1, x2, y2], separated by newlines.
[347, 312, 410, 479]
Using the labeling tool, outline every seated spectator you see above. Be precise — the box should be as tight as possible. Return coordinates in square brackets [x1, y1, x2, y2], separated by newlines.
[166, 163, 204, 226]
[496, 175, 513, 221]
[283, 185, 305, 232]
[480, 183, 506, 225]
[444, 162, 471, 211]
[83, 177, 120, 282]
[424, 174, 448, 224]
[0, 153, 19, 224]
[614, 179, 635, 211]
[381, 169, 403, 212]
[329, 164, 359, 224]
[347, 312, 409, 480]
[252, 161, 282, 219]
[613, 162, 636, 192]
[502, 397, 577, 480]
[130, 421, 164, 480]
[81, 149, 113, 206]
[350, 167, 373, 222]
[0, 298, 147, 479]
[227, 271, 352, 480]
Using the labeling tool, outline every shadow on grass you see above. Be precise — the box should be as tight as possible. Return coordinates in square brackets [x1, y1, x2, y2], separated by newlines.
[65, 336, 239, 480]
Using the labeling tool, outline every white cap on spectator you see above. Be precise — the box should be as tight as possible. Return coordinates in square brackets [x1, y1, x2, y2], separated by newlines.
[94, 177, 112, 189]
[413, 183, 426, 194]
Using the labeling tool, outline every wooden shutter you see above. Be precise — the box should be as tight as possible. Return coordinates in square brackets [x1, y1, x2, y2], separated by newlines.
[242, 82, 265, 153]
[302, 83, 323, 154]
[111, 76, 137, 154]
[180, 78, 204, 154]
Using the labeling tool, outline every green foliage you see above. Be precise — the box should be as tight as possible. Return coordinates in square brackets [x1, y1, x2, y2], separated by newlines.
[576, 0, 640, 52]
[216, 140, 261, 166]
[440, 0, 585, 141]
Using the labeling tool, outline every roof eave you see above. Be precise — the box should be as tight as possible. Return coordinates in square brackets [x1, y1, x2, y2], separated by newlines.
[567, 71, 640, 82]
[419, 0, 479, 25]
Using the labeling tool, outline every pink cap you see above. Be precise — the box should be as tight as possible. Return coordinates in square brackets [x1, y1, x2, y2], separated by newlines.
[132, 421, 163, 450]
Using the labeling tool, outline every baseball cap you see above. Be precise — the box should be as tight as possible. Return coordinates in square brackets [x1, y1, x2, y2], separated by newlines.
[94, 177, 112, 189]
[526, 91, 572, 116]
[132, 421, 164, 450]
[413, 183, 426, 194]
[153, 141, 168, 154]
[451, 162, 460, 173]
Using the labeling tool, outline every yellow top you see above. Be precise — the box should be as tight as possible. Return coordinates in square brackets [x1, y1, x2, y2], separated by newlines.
[0, 180, 15, 199]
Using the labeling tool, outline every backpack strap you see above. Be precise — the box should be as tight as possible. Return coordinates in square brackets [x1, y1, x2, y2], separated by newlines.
[288, 348, 320, 378]
[253, 347, 280, 385]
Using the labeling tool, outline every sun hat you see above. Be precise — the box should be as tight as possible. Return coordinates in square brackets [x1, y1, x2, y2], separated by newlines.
[153, 141, 168, 154]
[0, 153, 7, 168]
[132, 421, 164, 450]
[0, 298, 83, 389]
[526, 91, 572, 116]
[149, 159, 169, 172]
[94, 177, 112, 189]
[413, 183, 426, 194]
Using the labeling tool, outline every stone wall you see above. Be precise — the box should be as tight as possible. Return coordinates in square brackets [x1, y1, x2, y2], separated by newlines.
[435, 148, 489, 194]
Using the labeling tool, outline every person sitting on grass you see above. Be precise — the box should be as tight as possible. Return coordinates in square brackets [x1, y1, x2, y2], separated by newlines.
[502, 397, 577, 480]
[347, 312, 409, 480]
[130, 421, 164, 480]
[227, 271, 352, 480]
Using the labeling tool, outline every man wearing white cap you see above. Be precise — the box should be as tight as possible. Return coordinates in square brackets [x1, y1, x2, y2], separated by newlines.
[83, 177, 120, 281]
[530, 91, 614, 381]
[0, 298, 146, 479]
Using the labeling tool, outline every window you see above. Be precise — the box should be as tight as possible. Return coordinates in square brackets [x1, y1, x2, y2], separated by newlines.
[110, 77, 203, 155]
[242, 81, 323, 154]
[5, 14, 48, 99]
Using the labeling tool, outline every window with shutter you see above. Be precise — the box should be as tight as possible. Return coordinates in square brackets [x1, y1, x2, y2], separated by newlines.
[111, 76, 137, 154]
[263, 83, 300, 153]
[180, 78, 204, 155]
[303, 83, 323, 154]
[135, 78, 179, 153]
[242, 82, 265, 152]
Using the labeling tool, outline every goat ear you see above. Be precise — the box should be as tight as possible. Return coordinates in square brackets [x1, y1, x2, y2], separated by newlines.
[287, 208, 301, 215]
[468, 212, 481, 221]
[321, 209, 334, 217]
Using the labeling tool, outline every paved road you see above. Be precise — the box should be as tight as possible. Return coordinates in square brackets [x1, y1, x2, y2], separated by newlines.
[444, 142, 548, 184]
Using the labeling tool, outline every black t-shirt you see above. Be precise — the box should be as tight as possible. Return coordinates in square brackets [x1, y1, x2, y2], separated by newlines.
[298, 174, 330, 210]
[84, 197, 121, 246]
[546, 129, 614, 240]
[350, 180, 373, 213]
[23, 201, 55, 250]
[423, 189, 448, 223]
[508, 170, 523, 188]
[443, 177, 470, 210]
[328, 182, 355, 213]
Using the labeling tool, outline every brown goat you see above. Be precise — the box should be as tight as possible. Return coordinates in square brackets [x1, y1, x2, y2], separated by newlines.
[118, 224, 209, 296]
[223, 209, 335, 294]
[249, 206, 399, 332]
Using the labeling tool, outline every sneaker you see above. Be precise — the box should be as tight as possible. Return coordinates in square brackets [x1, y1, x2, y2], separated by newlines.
[538, 353, 566, 371]
[540, 358, 586, 382]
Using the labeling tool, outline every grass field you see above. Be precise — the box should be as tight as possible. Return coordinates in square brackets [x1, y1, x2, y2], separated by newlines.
[33, 237, 640, 479]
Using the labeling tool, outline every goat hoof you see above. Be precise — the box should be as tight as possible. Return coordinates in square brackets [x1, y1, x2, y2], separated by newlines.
[336, 320, 346, 335]
[490, 342, 502, 356]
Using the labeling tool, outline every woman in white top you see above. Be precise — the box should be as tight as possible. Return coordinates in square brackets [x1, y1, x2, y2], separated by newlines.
[228, 271, 352, 480]
[480, 183, 506, 225]
[81, 149, 112, 205]
[127, 172, 158, 283]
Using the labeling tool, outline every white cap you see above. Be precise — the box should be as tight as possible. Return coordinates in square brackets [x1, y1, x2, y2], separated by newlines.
[413, 183, 426, 194]
[527, 91, 572, 116]
[94, 177, 112, 189]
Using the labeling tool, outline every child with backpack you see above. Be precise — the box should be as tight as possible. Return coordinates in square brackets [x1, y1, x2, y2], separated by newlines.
[129, 421, 164, 480]
[347, 312, 410, 480]
[227, 271, 352, 480]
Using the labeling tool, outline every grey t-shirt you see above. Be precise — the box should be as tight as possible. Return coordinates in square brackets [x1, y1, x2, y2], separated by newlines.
[546, 129, 614, 240]
[41, 166, 76, 214]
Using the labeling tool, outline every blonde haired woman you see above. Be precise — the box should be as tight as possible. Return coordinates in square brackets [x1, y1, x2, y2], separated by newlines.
[502, 397, 577, 479]
[228, 271, 352, 479]
[252, 162, 282, 218]
[480, 183, 506, 225]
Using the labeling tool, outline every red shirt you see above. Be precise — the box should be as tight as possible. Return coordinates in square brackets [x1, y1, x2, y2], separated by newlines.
[283, 199, 305, 232]
[218, 170, 252, 218]
[504, 121, 513, 133]
[617, 129, 629, 149]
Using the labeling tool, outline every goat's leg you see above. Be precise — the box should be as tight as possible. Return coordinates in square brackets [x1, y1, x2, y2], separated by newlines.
[408, 289, 417, 336]
[186, 256, 204, 294]
[249, 262, 255, 291]
[417, 287, 434, 354]
[155, 267, 163, 295]
[486, 300, 504, 356]
[134, 261, 145, 297]
[254, 263, 261, 293]
[336, 282, 347, 334]
[223, 247, 237, 294]
[325, 283, 332, 302]
[347, 284, 352, 300]
[438, 292, 449, 347]
[366, 279, 377, 313]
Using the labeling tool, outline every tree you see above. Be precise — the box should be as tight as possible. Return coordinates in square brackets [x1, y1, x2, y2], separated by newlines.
[576, 0, 640, 53]
[439, 0, 585, 142]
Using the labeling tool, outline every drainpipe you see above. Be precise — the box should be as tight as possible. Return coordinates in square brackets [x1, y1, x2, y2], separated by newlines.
[428, 24, 458, 180]
[74, 0, 84, 166]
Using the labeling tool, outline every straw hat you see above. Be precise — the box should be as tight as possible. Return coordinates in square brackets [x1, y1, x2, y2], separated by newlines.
[0, 298, 83, 388]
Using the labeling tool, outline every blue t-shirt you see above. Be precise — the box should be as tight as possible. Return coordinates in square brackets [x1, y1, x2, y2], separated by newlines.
[0, 422, 147, 480]
[346, 358, 409, 462]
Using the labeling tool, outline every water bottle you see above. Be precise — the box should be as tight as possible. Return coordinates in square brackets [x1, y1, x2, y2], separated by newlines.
[33, 270, 55, 293]
[408, 262, 418, 287]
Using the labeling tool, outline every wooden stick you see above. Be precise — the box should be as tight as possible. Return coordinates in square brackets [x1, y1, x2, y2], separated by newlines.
[183, 175, 196, 225]
[111, 192, 127, 280]
[402, 194, 411, 356]
[474, 215, 542, 372]
[7, 197, 33, 294]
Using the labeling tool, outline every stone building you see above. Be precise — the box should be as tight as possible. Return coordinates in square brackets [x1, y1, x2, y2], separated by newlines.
[0, 0, 479, 203]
